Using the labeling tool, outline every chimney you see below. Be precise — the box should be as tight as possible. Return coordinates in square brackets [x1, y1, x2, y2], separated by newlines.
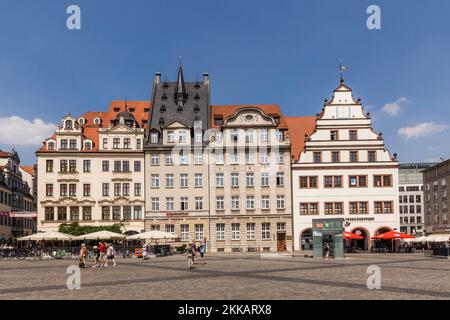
[154, 72, 161, 84]
[203, 72, 209, 84]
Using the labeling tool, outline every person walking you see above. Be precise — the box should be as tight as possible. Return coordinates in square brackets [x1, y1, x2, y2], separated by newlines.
[93, 245, 100, 267]
[323, 243, 330, 259]
[105, 243, 117, 267]
[99, 242, 106, 267]
[79, 243, 87, 268]
[198, 238, 207, 264]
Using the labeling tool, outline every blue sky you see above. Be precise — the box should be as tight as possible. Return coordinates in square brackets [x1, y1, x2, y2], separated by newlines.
[0, 0, 449, 165]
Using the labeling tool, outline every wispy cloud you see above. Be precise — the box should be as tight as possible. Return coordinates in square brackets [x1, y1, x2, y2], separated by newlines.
[0, 116, 55, 146]
[398, 122, 449, 140]
[381, 97, 409, 116]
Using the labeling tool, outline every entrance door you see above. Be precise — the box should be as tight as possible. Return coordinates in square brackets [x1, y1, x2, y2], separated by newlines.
[323, 234, 335, 257]
[277, 233, 286, 252]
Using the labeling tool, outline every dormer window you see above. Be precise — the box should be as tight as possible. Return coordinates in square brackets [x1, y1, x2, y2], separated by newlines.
[277, 130, 284, 142]
[114, 108, 120, 112]
[48, 141, 55, 150]
[178, 130, 187, 143]
[65, 120, 73, 130]
[273, 116, 280, 125]
[78, 118, 86, 125]
[214, 116, 223, 126]
[60, 139, 68, 150]
[151, 132, 159, 144]
[167, 130, 175, 143]
[84, 141, 92, 150]
[94, 118, 101, 125]
[69, 139, 77, 150]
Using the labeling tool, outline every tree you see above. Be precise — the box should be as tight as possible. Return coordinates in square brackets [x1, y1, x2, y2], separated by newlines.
[58, 222, 122, 236]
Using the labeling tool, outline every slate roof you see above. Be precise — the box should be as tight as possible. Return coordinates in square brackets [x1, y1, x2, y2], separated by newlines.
[145, 65, 210, 147]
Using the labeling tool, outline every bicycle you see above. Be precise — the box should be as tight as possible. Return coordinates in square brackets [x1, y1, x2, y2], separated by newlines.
[423, 249, 433, 257]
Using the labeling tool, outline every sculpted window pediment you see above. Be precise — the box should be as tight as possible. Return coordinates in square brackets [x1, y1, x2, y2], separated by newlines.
[224, 109, 275, 127]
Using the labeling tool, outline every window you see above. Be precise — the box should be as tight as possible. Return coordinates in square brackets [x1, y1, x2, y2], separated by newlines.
[82, 206, 92, 220]
[70, 207, 80, 221]
[167, 130, 175, 143]
[114, 161, 121, 172]
[231, 173, 239, 187]
[69, 184, 76, 197]
[349, 130, 357, 141]
[181, 197, 188, 211]
[114, 183, 121, 196]
[46, 184, 53, 197]
[180, 150, 189, 165]
[247, 223, 256, 240]
[299, 176, 318, 188]
[246, 150, 255, 164]
[69, 160, 76, 172]
[416, 195, 421, 203]
[374, 175, 392, 187]
[195, 224, 204, 240]
[83, 160, 91, 173]
[231, 196, 240, 210]
[216, 173, 224, 187]
[151, 154, 159, 166]
[84, 141, 92, 150]
[313, 152, 322, 163]
[231, 223, 240, 240]
[134, 161, 141, 172]
[166, 197, 174, 211]
[247, 196, 255, 209]
[102, 183, 109, 197]
[122, 161, 130, 172]
[349, 175, 367, 188]
[165, 154, 174, 165]
[194, 173, 203, 188]
[261, 173, 269, 187]
[69, 139, 77, 150]
[46, 160, 53, 173]
[246, 173, 254, 187]
[48, 141, 55, 150]
[215, 151, 224, 165]
[261, 195, 270, 210]
[330, 130, 338, 141]
[262, 223, 270, 240]
[245, 129, 254, 143]
[260, 151, 269, 164]
[122, 183, 129, 196]
[331, 151, 340, 163]
[134, 182, 142, 197]
[383, 201, 393, 213]
[60, 184, 67, 197]
[136, 139, 142, 150]
[59, 160, 68, 173]
[216, 197, 224, 210]
[324, 176, 342, 188]
[215, 131, 223, 143]
[133, 206, 142, 220]
[181, 225, 189, 241]
[276, 130, 284, 142]
[113, 138, 120, 149]
[151, 132, 159, 143]
[214, 117, 223, 126]
[276, 172, 284, 186]
[349, 202, 368, 214]
[165, 174, 174, 188]
[178, 130, 186, 143]
[349, 151, 358, 163]
[194, 153, 203, 165]
[112, 206, 121, 220]
[151, 175, 160, 188]
[260, 129, 269, 142]
[368, 151, 376, 162]
[60, 139, 68, 150]
[57, 207, 67, 221]
[102, 138, 108, 150]
[164, 225, 175, 235]
[195, 197, 203, 210]
[300, 203, 319, 215]
[276, 195, 285, 209]
[151, 198, 160, 211]
[45, 207, 54, 221]
[102, 161, 109, 172]
[230, 150, 239, 164]
[123, 138, 131, 149]
[123, 206, 132, 220]
[180, 174, 188, 188]
[216, 224, 225, 240]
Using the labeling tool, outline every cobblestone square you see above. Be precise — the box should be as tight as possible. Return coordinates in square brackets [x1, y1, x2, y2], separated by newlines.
[0, 253, 449, 300]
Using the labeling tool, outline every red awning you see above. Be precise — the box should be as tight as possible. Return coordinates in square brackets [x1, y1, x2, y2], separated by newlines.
[372, 231, 415, 240]
[344, 231, 364, 240]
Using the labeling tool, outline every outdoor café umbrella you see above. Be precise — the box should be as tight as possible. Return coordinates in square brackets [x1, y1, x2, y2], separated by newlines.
[126, 230, 178, 241]
[424, 234, 450, 242]
[17, 231, 74, 241]
[372, 231, 415, 240]
[74, 231, 125, 241]
[344, 231, 364, 240]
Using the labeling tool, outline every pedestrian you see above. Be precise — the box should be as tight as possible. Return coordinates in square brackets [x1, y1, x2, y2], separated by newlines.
[93, 245, 100, 267]
[79, 243, 87, 268]
[106, 243, 117, 267]
[189, 240, 197, 264]
[198, 238, 207, 264]
[99, 242, 106, 267]
[142, 242, 148, 260]
[323, 242, 330, 259]
[186, 241, 195, 269]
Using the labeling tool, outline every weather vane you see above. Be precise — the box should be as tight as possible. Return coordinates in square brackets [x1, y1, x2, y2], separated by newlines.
[339, 61, 347, 82]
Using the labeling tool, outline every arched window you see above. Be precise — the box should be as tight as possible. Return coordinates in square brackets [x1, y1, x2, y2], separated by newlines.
[65, 120, 73, 130]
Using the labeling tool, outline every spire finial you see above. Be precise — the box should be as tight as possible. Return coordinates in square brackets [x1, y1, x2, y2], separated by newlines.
[339, 61, 347, 83]
[178, 56, 182, 66]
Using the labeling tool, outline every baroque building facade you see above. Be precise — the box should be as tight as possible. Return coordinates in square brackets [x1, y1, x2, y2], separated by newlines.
[291, 79, 400, 252]
[36, 101, 148, 234]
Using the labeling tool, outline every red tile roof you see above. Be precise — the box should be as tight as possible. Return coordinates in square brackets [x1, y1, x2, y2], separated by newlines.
[37, 101, 151, 152]
[211, 105, 288, 129]
[285, 116, 317, 161]
[20, 166, 34, 175]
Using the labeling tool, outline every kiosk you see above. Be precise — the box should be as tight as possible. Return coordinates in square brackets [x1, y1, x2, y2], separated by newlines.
[312, 218, 344, 258]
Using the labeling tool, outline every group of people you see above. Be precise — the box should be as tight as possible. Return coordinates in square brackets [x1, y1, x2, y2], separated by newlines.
[0, 241, 13, 250]
[79, 242, 116, 268]
[186, 238, 207, 269]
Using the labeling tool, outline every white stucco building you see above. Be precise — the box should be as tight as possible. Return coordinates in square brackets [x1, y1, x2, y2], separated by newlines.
[291, 79, 400, 252]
